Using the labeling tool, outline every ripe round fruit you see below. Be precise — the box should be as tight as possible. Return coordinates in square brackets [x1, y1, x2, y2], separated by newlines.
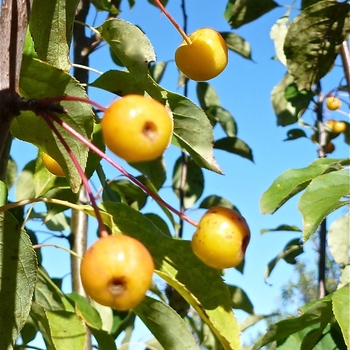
[191, 206, 251, 269]
[42, 152, 65, 177]
[80, 235, 154, 311]
[333, 121, 347, 133]
[323, 141, 335, 154]
[326, 97, 341, 110]
[175, 28, 228, 81]
[101, 95, 173, 163]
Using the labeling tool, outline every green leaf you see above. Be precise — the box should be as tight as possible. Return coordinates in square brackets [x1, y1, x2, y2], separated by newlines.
[227, 285, 254, 314]
[108, 178, 148, 210]
[172, 156, 204, 208]
[240, 314, 277, 332]
[29, 0, 79, 71]
[134, 296, 199, 350]
[66, 293, 117, 350]
[260, 157, 342, 214]
[224, 0, 278, 28]
[15, 160, 35, 201]
[0, 211, 37, 348]
[214, 137, 254, 162]
[284, 128, 307, 141]
[196, 82, 220, 109]
[264, 238, 303, 279]
[328, 213, 350, 266]
[102, 202, 241, 350]
[271, 73, 312, 126]
[205, 105, 237, 137]
[130, 157, 166, 190]
[199, 195, 240, 212]
[299, 169, 350, 241]
[220, 32, 252, 60]
[260, 224, 302, 234]
[46, 309, 86, 349]
[97, 18, 156, 75]
[168, 91, 222, 173]
[35, 268, 74, 312]
[284, 1, 350, 90]
[5, 157, 17, 190]
[332, 283, 350, 347]
[252, 297, 333, 349]
[90, 70, 145, 96]
[144, 213, 172, 237]
[14, 56, 94, 193]
[149, 61, 167, 83]
[90, 0, 121, 14]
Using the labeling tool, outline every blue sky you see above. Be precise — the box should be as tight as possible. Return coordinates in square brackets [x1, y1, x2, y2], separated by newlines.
[9, 0, 349, 348]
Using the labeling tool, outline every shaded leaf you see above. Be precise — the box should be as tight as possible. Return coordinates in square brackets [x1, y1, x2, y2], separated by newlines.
[134, 296, 199, 350]
[284, 128, 307, 141]
[199, 195, 240, 212]
[5, 157, 17, 190]
[149, 61, 167, 83]
[196, 82, 220, 109]
[260, 224, 302, 235]
[90, 0, 121, 14]
[265, 238, 303, 279]
[15, 160, 35, 201]
[284, 1, 350, 90]
[252, 297, 333, 349]
[97, 18, 156, 75]
[144, 213, 172, 237]
[221, 32, 252, 60]
[14, 56, 94, 193]
[29, 0, 79, 71]
[271, 73, 312, 126]
[205, 105, 237, 137]
[299, 169, 350, 241]
[0, 211, 37, 348]
[240, 314, 278, 332]
[172, 157, 204, 208]
[66, 293, 117, 350]
[224, 0, 278, 28]
[227, 285, 254, 314]
[214, 137, 254, 162]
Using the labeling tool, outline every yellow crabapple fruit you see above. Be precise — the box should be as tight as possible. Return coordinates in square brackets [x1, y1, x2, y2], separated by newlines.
[101, 95, 173, 163]
[80, 235, 154, 311]
[191, 206, 251, 269]
[42, 152, 65, 177]
[326, 97, 341, 111]
[175, 28, 228, 81]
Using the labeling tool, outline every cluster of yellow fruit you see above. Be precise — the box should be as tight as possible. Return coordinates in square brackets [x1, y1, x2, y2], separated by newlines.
[79, 206, 250, 311]
[309, 96, 347, 154]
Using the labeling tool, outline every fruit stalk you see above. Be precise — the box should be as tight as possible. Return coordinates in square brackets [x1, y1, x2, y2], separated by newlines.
[153, 0, 191, 45]
[42, 111, 109, 237]
[46, 109, 198, 227]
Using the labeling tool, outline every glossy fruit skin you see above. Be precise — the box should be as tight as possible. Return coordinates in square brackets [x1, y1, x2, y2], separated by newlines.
[42, 152, 65, 177]
[326, 97, 341, 110]
[332, 121, 347, 133]
[175, 28, 228, 81]
[191, 206, 251, 269]
[101, 95, 173, 163]
[80, 235, 154, 311]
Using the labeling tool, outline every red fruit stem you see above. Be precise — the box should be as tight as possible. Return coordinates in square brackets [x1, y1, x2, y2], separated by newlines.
[42, 111, 109, 238]
[153, 0, 191, 45]
[41, 95, 106, 113]
[46, 111, 198, 228]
